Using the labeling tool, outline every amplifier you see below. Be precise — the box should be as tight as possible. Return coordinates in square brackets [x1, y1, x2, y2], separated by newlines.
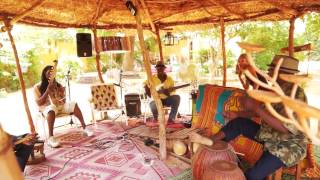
[125, 93, 141, 117]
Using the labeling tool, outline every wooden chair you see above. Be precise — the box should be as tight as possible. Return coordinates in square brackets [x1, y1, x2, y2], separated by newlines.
[89, 83, 123, 124]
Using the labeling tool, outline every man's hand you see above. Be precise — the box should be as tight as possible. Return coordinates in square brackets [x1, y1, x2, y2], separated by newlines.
[144, 85, 151, 97]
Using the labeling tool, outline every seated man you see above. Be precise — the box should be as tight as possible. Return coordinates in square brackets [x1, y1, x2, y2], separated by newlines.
[34, 65, 93, 148]
[212, 55, 308, 180]
[144, 61, 180, 124]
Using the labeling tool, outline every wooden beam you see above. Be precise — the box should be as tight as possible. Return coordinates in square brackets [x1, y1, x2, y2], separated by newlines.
[220, 18, 227, 87]
[208, 0, 246, 19]
[133, 0, 167, 160]
[155, 25, 164, 62]
[90, 0, 103, 25]
[261, 0, 298, 16]
[139, 0, 156, 32]
[92, 28, 105, 83]
[10, 0, 47, 25]
[3, 20, 35, 134]
[288, 16, 296, 57]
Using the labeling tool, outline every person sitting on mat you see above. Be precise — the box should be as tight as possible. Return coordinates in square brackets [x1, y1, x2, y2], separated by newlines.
[144, 61, 180, 125]
[212, 55, 308, 180]
[34, 65, 93, 148]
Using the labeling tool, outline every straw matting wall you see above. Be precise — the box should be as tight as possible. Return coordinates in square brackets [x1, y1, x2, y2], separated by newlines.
[0, 0, 319, 31]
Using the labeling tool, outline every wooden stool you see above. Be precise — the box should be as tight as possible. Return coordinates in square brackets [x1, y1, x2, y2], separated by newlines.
[27, 142, 46, 165]
[267, 161, 302, 180]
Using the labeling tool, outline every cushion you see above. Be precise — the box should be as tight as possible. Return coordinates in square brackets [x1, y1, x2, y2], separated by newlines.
[90, 84, 118, 111]
[192, 84, 263, 165]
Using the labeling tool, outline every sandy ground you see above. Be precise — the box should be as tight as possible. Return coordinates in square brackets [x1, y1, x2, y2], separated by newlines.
[1, 62, 319, 137]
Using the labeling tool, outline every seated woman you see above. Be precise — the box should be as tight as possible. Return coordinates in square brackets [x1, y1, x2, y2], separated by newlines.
[34, 65, 93, 148]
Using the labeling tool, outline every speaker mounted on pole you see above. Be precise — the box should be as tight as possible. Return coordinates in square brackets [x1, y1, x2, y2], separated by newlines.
[76, 33, 93, 57]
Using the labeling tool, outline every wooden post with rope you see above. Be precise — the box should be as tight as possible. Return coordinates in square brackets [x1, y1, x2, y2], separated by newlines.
[155, 25, 164, 62]
[2, 20, 35, 134]
[220, 18, 227, 86]
[133, 1, 167, 160]
[92, 28, 105, 83]
[288, 16, 296, 57]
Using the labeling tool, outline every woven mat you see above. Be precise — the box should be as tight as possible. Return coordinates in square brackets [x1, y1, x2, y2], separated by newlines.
[127, 125, 200, 140]
[168, 168, 192, 180]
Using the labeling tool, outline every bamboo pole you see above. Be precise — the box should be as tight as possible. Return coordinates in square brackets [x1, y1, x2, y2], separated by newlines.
[133, 1, 167, 160]
[0, 125, 23, 180]
[220, 18, 227, 86]
[92, 28, 104, 83]
[3, 21, 35, 133]
[155, 25, 164, 62]
[288, 17, 296, 57]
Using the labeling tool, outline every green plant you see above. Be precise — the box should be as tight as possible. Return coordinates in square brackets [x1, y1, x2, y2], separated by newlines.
[198, 49, 210, 65]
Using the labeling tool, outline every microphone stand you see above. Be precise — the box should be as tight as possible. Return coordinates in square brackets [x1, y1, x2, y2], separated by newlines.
[119, 70, 125, 115]
[65, 69, 74, 126]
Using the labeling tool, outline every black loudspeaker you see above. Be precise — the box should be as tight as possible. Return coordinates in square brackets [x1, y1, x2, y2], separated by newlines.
[125, 93, 141, 117]
[76, 33, 92, 57]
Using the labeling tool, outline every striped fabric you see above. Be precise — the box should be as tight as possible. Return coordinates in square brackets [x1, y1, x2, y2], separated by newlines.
[193, 84, 263, 165]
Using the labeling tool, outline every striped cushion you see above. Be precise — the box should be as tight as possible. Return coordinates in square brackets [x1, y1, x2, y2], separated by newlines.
[193, 84, 263, 165]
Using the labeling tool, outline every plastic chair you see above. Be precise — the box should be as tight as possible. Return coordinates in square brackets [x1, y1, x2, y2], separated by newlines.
[35, 110, 74, 140]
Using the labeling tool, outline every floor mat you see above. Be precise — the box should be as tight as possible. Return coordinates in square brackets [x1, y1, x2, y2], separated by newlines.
[24, 122, 179, 180]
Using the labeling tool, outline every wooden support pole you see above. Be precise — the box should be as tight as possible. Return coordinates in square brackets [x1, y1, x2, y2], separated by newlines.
[3, 21, 35, 133]
[0, 125, 23, 180]
[133, 1, 167, 160]
[208, 0, 246, 19]
[139, 0, 156, 32]
[10, 0, 47, 25]
[155, 25, 164, 62]
[220, 18, 227, 86]
[92, 28, 104, 83]
[288, 17, 296, 57]
[262, 0, 298, 16]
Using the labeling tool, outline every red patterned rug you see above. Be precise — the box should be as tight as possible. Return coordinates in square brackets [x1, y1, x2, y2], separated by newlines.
[24, 122, 183, 180]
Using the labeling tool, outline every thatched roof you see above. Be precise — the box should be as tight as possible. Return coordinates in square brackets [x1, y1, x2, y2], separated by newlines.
[0, 0, 320, 31]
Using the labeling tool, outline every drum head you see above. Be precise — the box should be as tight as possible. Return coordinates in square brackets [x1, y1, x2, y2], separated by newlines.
[210, 160, 237, 172]
[210, 140, 228, 151]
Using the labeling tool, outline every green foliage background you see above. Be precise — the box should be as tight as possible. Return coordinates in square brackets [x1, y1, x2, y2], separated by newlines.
[0, 13, 319, 92]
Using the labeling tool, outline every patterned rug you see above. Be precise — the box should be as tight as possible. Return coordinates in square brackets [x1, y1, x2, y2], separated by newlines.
[24, 122, 183, 180]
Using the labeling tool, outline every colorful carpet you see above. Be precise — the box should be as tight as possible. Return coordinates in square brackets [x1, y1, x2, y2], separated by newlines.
[24, 122, 183, 180]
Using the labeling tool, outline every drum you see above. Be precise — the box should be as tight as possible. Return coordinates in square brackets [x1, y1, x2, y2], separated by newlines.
[191, 141, 237, 180]
[202, 160, 245, 180]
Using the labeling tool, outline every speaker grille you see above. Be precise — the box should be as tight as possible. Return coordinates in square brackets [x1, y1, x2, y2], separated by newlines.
[76, 33, 92, 57]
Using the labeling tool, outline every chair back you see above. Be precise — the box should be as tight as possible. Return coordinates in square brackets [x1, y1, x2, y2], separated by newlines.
[90, 84, 118, 110]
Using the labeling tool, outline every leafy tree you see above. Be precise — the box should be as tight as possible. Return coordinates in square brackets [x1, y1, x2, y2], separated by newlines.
[304, 13, 320, 61]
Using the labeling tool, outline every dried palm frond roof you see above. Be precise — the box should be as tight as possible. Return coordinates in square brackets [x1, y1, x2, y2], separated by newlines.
[0, 0, 319, 31]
